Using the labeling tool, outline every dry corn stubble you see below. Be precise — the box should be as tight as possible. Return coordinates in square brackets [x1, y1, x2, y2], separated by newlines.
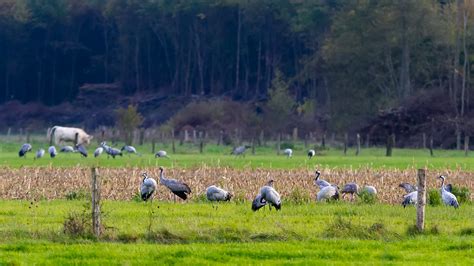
[0, 166, 472, 204]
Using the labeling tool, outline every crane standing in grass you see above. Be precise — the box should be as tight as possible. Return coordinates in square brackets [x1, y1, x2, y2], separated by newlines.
[283, 148, 293, 158]
[35, 148, 45, 159]
[155, 150, 169, 158]
[438, 175, 459, 208]
[158, 166, 191, 201]
[341, 182, 359, 201]
[252, 179, 281, 211]
[308, 149, 315, 159]
[231, 145, 251, 157]
[19, 143, 32, 158]
[48, 146, 57, 158]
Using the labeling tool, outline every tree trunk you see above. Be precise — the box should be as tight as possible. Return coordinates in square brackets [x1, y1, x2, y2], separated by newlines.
[355, 133, 361, 156]
[386, 134, 394, 157]
[235, 6, 242, 91]
[399, 3, 411, 99]
[343, 133, 348, 155]
[464, 135, 469, 156]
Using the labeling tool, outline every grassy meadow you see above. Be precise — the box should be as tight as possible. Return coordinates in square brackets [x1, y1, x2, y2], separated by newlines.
[1, 139, 474, 170]
[0, 200, 472, 264]
[0, 138, 473, 264]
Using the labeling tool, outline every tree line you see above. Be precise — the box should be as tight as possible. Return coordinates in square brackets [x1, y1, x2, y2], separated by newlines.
[0, 0, 473, 131]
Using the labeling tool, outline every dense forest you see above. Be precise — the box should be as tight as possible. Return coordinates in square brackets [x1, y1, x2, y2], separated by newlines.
[1, 0, 474, 139]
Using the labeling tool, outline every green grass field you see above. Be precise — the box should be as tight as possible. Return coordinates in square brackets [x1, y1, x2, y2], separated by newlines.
[1, 140, 473, 264]
[2, 140, 474, 169]
[0, 200, 472, 264]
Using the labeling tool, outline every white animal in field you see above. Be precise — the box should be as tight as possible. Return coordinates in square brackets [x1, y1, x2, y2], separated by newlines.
[48, 126, 93, 146]
[206, 185, 232, 201]
[308, 149, 315, 159]
[283, 148, 293, 158]
[94, 147, 104, 158]
[35, 148, 45, 159]
[155, 150, 169, 158]
[19, 143, 32, 157]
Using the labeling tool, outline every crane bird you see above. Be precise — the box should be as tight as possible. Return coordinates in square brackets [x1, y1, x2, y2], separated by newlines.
[158, 166, 191, 201]
[122, 145, 140, 156]
[399, 182, 417, 193]
[314, 170, 331, 189]
[100, 142, 121, 158]
[94, 147, 104, 158]
[75, 144, 88, 157]
[360, 185, 377, 195]
[206, 185, 232, 201]
[35, 148, 45, 159]
[317, 185, 339, 202]
[283, 148, 293, 158]
[48, 146, 57, 158]
[140, 172, 158, 201]
[231, 145, 251, 156]
[155, 150, 169, 158]
[402, 191, 417, 208]
[251, 194, 267, 211]
[438, 175, 459, 208]
[19, 143, 32, 158]
[60, 145, 75, 153]
[341, 182, 359, 201]
[253, 179, 281, 211]
[308, 149, 315, 159]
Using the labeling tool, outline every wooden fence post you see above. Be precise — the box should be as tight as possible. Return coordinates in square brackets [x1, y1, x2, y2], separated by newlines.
[416, 168, 426, 232]
[91, 167, 101, 237]
[171, 129, 176, 154]
[355, 133, 361, 156]
[277, 133, 281, 155]
[429, 135, 434, 157]
[343, 133, 348, 155]
[464, 135, 469, 157]
[365, 133, 370, 148]
[386, 134, 394, 157]
[321, 134, 326, 149]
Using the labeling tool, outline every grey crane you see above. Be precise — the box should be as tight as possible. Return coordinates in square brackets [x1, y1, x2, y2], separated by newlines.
[206, 185, 232, 201]
[75, 144, 88, 157]
[107, 147, 122, 158]
[341, 182, 359, 201]
[140, 172, 158, 201]
[308, 149, 315, 159]
[94, 147, 104, 158]
[60, 145, 75, 153]
[122, 145, 140, 156]
[48, 146, 57, 158]
[251, 194, 267, 211]
[231, 145, 251, 156]
[255, 179, 281, 211]
[317, 185, 340, 202]
[402, 191, 417, 208]
[19, 143, 32, 158]
[438, 175, 459, 208]
[314, 170, 331, 189]
[35, 148, 45, 159]
[283, 148, 293, 158]
[158, 166, 191, 201]
[399, 182, 417, 193]
[360, 185, 377, 195]
[155, 150, 169, 158]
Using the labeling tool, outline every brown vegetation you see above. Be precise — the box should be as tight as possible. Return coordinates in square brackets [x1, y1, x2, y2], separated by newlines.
[0, 167, 472, 204]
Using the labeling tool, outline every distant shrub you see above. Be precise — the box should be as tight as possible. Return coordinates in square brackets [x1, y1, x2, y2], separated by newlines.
[324, 217, 398, 240]
[280, 142, 294, 149]
[192, 193, 208, 203]
[131, 192, 142, 202]
[460, 227, 474, 236]
[450, 186, 470, 204]
[65, 189, 88, 201]
[287, 188, 311, 204]
[407, 224, 440, 236]
[358, 190, 377, 204]
[428, 189, 441, 206]
[63, 211, 90, 237]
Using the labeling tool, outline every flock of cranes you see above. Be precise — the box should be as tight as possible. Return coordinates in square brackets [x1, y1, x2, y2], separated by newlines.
[18, 143, 461, 209]
[138, 167, 460, 211]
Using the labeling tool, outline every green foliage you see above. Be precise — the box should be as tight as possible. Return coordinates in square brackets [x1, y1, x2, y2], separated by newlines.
[358, 190, 377, 204]
[449, 186, 471, 204]
[264, 70, 296, 132]
[63, 211, 90, 238]
[287, 187, 311, 204]
[65, 190, 88, 201]
[116, 105, 144, 145]
[428, 189, 441, 206]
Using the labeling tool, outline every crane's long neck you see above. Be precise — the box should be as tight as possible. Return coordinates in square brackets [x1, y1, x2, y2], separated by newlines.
[440, 178, 445, 191]
[159, 169, 165, 184]
[315, 172, 320, 180]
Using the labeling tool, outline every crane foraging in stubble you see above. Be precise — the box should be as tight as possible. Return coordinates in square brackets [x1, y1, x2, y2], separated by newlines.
[158, 166, 191, 201]
[252, 179, 281, 211]
[140, 172, 158, 201]
[206, 185, 232, 201]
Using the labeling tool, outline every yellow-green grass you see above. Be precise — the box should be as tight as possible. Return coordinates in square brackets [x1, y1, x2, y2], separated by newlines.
[1, 140, 474, 169]
[0, 200, 472, 264]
